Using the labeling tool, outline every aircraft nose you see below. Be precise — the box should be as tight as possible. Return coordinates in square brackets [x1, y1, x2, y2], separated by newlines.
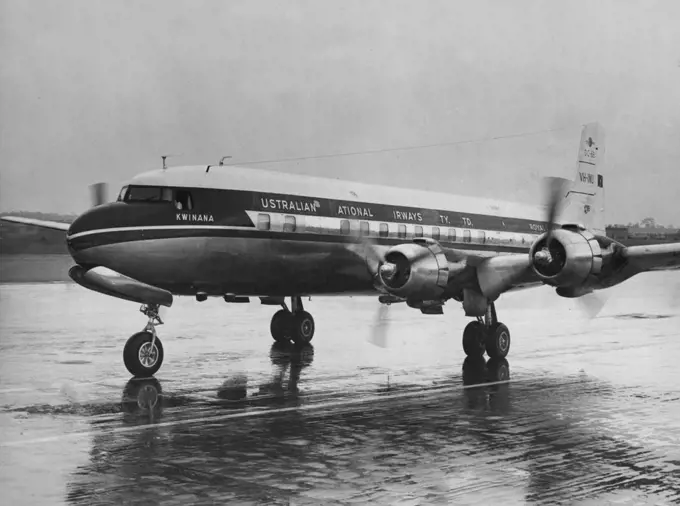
[66, 203, 122, 261]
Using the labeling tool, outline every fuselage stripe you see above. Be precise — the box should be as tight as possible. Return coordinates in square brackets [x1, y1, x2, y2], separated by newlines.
[66, 225, 254, 240]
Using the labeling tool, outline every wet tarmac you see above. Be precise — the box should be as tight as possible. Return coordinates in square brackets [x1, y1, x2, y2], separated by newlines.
[1, 272, 680, 505]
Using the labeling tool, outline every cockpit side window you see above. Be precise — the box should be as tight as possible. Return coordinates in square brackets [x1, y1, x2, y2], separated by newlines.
[174, 190, 193, 210]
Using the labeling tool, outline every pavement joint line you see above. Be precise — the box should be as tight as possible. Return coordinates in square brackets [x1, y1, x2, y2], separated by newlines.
[0, 375, 531, 448]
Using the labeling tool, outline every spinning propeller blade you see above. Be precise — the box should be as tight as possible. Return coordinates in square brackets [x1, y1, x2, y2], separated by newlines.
[89, 182, 108, 207]
[368, 303, 391, 348]
[542, 176, 570, 247]
[575, 291, 609, 319]
[351, 237, 397, 348]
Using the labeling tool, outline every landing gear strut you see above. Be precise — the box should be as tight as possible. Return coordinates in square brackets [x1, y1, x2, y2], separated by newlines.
[123, 304, 165, 377]
[462, 302, 510, 359]
[270, 296, 315, 346]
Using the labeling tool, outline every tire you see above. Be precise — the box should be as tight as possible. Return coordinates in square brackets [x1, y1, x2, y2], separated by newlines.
[291, 311, 315, 346]
[462, 321, 486, 357]
[123, 331, 164, 378]
[485, 323, 511, 359]
[270, 310, 293, 343]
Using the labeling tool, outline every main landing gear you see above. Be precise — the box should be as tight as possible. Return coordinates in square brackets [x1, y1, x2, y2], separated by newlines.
[123, 304, 165, 377]
[270, 296, 315, 346]
[462, 302, 511, 359]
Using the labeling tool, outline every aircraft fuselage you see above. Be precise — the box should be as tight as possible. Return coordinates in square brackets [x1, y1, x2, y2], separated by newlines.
[66, 167, 548, 298]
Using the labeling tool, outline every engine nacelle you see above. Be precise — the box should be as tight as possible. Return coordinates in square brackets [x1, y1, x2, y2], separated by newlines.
[529, 227, 603, 288]
[377, 238, 449, 300]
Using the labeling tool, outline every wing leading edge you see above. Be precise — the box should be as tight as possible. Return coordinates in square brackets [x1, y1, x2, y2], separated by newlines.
[622, 242, 680, 271]
[0, 216, 71, 232]
[467, 239, 680, 301]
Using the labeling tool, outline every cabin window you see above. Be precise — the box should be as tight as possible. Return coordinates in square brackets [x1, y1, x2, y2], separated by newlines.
[478, 231, 486, 244]
[379, 223, 389, 238]
[284, 215, 296, 232]
[257, 213, 270, 231]
[174, 190, 193, 210]
[398, 224, 407, 239]
[463, 230, 471, 243]
[432, 226, 440, 240]
[340, 220, 350, 235]
[360, 221, 370, 236]
[414, 225, 423, 238]
[448, 228, 456, 242]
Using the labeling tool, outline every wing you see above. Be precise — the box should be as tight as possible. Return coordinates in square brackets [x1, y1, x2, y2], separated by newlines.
[0, 216, 71, 232]
[621, 242, 680, 271]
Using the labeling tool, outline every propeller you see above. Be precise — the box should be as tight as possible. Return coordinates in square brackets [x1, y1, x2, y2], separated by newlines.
[89, 182, 108, 207]
[534, 176, 570, 267]
[538, 176, 612, 318]
[352, 236, 400, 347]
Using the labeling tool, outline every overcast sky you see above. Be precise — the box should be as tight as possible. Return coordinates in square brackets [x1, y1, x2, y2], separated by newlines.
[1, 0, 678, 225]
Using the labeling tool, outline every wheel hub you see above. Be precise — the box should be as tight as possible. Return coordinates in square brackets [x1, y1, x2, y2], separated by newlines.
[138, 342, 159, 368]
[498, 332, 509, 352]
[301, 319, 313, 337]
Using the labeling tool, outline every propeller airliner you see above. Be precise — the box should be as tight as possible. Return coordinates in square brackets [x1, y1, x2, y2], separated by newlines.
[3, 122, 679, 377]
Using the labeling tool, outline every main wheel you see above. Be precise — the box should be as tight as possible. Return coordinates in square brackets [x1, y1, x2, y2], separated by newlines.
[485, 323, 511, 359]
[270, 310, 293, 343]
[462, 321, 486, 357]
[123, 331, 164, 378]
[290, 311, 315, 346]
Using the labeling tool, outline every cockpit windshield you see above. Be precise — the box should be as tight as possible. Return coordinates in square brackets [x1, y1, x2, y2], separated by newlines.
[124, 186, 173, 203]
[119, 185, 194, 210]
[116, 186, 128, 202]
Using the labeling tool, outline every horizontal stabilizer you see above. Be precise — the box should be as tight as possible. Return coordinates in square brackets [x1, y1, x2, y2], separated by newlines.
[0, 216, 71, 231]
[69, 265, 173, 307]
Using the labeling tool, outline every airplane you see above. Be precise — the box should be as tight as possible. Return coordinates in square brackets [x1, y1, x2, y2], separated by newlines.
[2, 122, 679, 378]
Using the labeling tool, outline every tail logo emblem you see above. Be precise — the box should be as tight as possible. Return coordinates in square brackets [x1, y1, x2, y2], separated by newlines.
[584, 205, 591, 214]
[585, 137, 597, 149]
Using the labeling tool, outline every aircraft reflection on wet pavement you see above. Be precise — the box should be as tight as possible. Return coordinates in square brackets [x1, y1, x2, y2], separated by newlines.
[120, 342, 316, 423]
[64, 357, 680, 505]
[120, 346, 506, 424]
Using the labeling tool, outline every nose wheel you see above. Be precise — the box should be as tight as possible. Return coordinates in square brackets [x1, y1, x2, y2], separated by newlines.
[462, 302, 511, 359]
[123, 304, 165, 377]
[270, 296, 315, 346]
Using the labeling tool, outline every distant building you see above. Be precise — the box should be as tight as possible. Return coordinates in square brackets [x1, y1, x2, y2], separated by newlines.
[605, 224, 680, 244]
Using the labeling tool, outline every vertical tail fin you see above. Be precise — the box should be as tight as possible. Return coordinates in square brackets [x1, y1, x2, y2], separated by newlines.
[561, 122, 606, 235]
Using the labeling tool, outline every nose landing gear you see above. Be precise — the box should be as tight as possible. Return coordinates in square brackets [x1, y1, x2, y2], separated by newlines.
[123, 304, 165, 377]
[270, 296, 315, 346]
